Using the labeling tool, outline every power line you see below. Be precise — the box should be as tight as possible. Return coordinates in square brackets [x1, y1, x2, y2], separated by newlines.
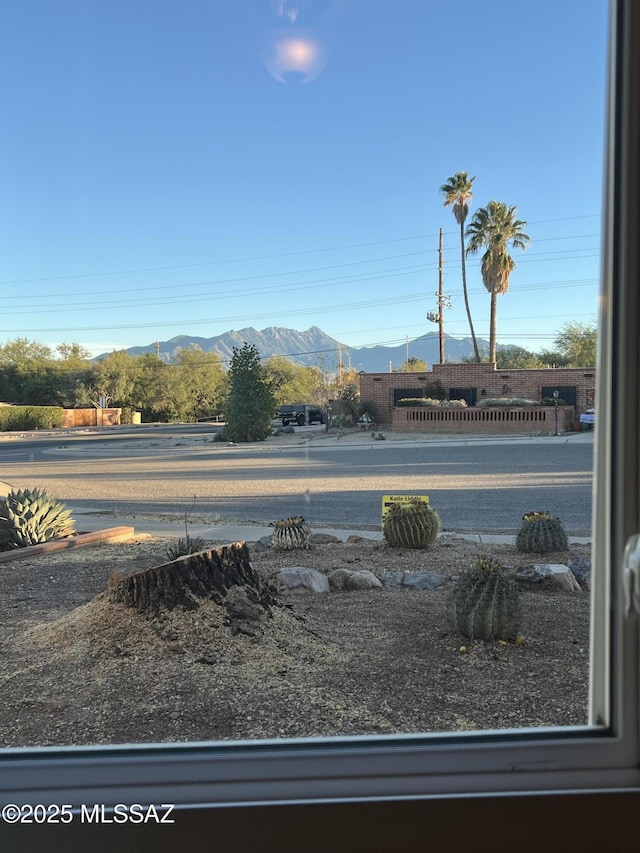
[1, 215, 600, 288]
[1, 249, 601, 317]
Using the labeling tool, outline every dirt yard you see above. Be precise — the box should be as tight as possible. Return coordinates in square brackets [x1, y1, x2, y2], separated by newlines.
[0, 532, 591, 747]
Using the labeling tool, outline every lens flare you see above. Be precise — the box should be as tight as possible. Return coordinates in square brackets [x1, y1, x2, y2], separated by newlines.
[259, 28, 328, 84]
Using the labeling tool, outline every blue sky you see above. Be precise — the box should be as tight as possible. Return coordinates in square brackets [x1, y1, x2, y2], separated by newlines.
[0, 0, 608, 360]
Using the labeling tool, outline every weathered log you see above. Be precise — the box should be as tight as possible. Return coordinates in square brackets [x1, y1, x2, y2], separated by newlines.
[108, 541, 279, 616]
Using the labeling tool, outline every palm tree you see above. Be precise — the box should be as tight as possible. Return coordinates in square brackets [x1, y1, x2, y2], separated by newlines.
[440, 172, 480, 362]
[465, 201, 530, 364]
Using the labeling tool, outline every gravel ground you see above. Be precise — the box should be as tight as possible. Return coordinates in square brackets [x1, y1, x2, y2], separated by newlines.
[0, 533, 591, 747]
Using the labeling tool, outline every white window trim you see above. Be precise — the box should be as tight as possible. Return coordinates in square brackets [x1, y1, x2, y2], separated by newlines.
[0, 0, 639, 809]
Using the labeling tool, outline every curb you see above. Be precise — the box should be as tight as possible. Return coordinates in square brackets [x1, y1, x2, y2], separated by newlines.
[0, 526, 135, 564]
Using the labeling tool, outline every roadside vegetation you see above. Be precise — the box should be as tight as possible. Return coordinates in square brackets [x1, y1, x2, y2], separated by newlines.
[0, 320, 596, 430]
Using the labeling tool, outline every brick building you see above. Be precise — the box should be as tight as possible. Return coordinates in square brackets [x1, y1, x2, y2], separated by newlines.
[359, 363, 596, 426]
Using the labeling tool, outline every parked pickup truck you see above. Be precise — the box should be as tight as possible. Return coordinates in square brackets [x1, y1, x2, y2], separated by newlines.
[275, 404, 325, 426]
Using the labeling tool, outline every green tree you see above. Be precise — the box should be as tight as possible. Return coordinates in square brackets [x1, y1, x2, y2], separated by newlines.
[52, 342, 93, 407]
[55, 342, 92, 364]
[75, 350, 141, 409]
[465, 201, 530, 364]
[552, 320, 597, 367]
[171, 346, 228, 421]
[441, 172, 480, 361]
[130, 355, 171, 421]
[395, 357, 428, 372]
[0, 338, 57, 405]
[264, 357, 322, 407]
[0, 338, 53, 366]
[496, 345, 546, 369]
[225, 343, 275, 442]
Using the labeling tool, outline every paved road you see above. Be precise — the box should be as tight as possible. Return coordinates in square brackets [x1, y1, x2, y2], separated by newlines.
[0, 427, 594, 534]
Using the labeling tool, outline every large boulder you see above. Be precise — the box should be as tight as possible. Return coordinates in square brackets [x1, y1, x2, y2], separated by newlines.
[401, 571, 446, 591]
[273, 567, 330, 593]
[515, 563, 582, 592]
[328, 568, 382, 591]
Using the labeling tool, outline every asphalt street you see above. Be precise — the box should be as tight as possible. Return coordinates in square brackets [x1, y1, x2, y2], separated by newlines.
[0, 426, 594, 534]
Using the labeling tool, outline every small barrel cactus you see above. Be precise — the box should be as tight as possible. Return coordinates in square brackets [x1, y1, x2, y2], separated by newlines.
[382, 499, 440, 549]
[447, 556, 522, 642]
[271, 516, 311, 551]
[516, 510, 568, 553]
[0, 487, 76, 549]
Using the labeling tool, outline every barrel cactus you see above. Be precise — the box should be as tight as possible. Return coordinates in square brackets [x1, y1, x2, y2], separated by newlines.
[271, 516, 311, 551]
[447, 556, 522, 642]
[516, 510, 568, 553]
[382, 499, 440, 549]
[0, 488, 76, 549]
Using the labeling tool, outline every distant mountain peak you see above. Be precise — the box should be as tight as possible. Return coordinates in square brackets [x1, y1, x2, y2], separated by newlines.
[95, 327, 487, 371]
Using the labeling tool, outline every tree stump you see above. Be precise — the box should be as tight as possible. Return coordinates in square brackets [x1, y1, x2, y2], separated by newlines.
[108, 541, 280, 617]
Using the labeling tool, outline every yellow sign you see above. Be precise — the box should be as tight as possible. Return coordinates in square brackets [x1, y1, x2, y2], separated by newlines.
[381, 494, 430, 521]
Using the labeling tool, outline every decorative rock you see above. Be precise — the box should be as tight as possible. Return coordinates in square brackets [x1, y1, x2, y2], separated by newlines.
[380, 571, 405, 588]
[329, 568, 382, 590]
[346, 535, 371, 544]
[310, 533, 341, 544]
[567, 555, 591, 589]
[402, 572, 446, 591]
[274, 567, 329, 593]
[343, 570, 382, 591]
[224, 586, 265, 621]
[328, 568, 352, 590]
[249, 538, 271, 555]
[515, 563, 582, 592]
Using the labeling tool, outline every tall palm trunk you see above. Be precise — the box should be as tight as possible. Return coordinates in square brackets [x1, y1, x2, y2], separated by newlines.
[489, 291, 498, 364]
[460, 220, 480, 362]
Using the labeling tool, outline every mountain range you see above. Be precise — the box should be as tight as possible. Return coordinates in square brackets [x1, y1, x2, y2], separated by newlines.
[99, 326, 489, 373]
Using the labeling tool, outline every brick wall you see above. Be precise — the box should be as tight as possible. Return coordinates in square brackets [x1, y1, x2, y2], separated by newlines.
[360, 363, 595, 425]
[392, 405, 575, 434]
[62, 408, 122, 427]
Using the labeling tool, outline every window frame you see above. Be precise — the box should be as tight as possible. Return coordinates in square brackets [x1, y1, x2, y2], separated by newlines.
[1, 0, 639, 809]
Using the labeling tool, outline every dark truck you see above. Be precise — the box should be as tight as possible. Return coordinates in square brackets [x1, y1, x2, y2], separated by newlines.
[275, 404, 325, 426]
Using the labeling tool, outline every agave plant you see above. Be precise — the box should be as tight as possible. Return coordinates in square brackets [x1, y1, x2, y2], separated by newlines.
[164, 536, 207, 562]
[0, 488, 76, 549]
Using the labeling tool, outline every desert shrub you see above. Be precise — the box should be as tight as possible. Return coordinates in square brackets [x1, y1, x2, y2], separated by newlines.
[396, 397, 467, 408]
[0, 406, 63, 431]
[165, 537, 207, 561]
[423, 380, 447, 400]
[477, 397, 540, 407]
[357, 400, 380, 421]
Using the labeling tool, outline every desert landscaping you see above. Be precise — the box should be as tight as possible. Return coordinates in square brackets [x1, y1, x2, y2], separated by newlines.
[0, 526, 591, 748]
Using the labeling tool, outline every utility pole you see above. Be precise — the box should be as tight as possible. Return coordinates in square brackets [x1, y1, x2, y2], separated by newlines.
[406, 335, 409, 364]
[438, 227, 444, 364]
[426, 228, 451, 364]
[155, 341, 160, 359]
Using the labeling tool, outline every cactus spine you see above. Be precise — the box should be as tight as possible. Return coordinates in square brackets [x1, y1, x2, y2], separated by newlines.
[516, 510, 568, 553]
[271, 516, 311, 551]
[382, 499, 440, 549]
[0, 488, 76, 549]
[447, 556, 522, 642]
